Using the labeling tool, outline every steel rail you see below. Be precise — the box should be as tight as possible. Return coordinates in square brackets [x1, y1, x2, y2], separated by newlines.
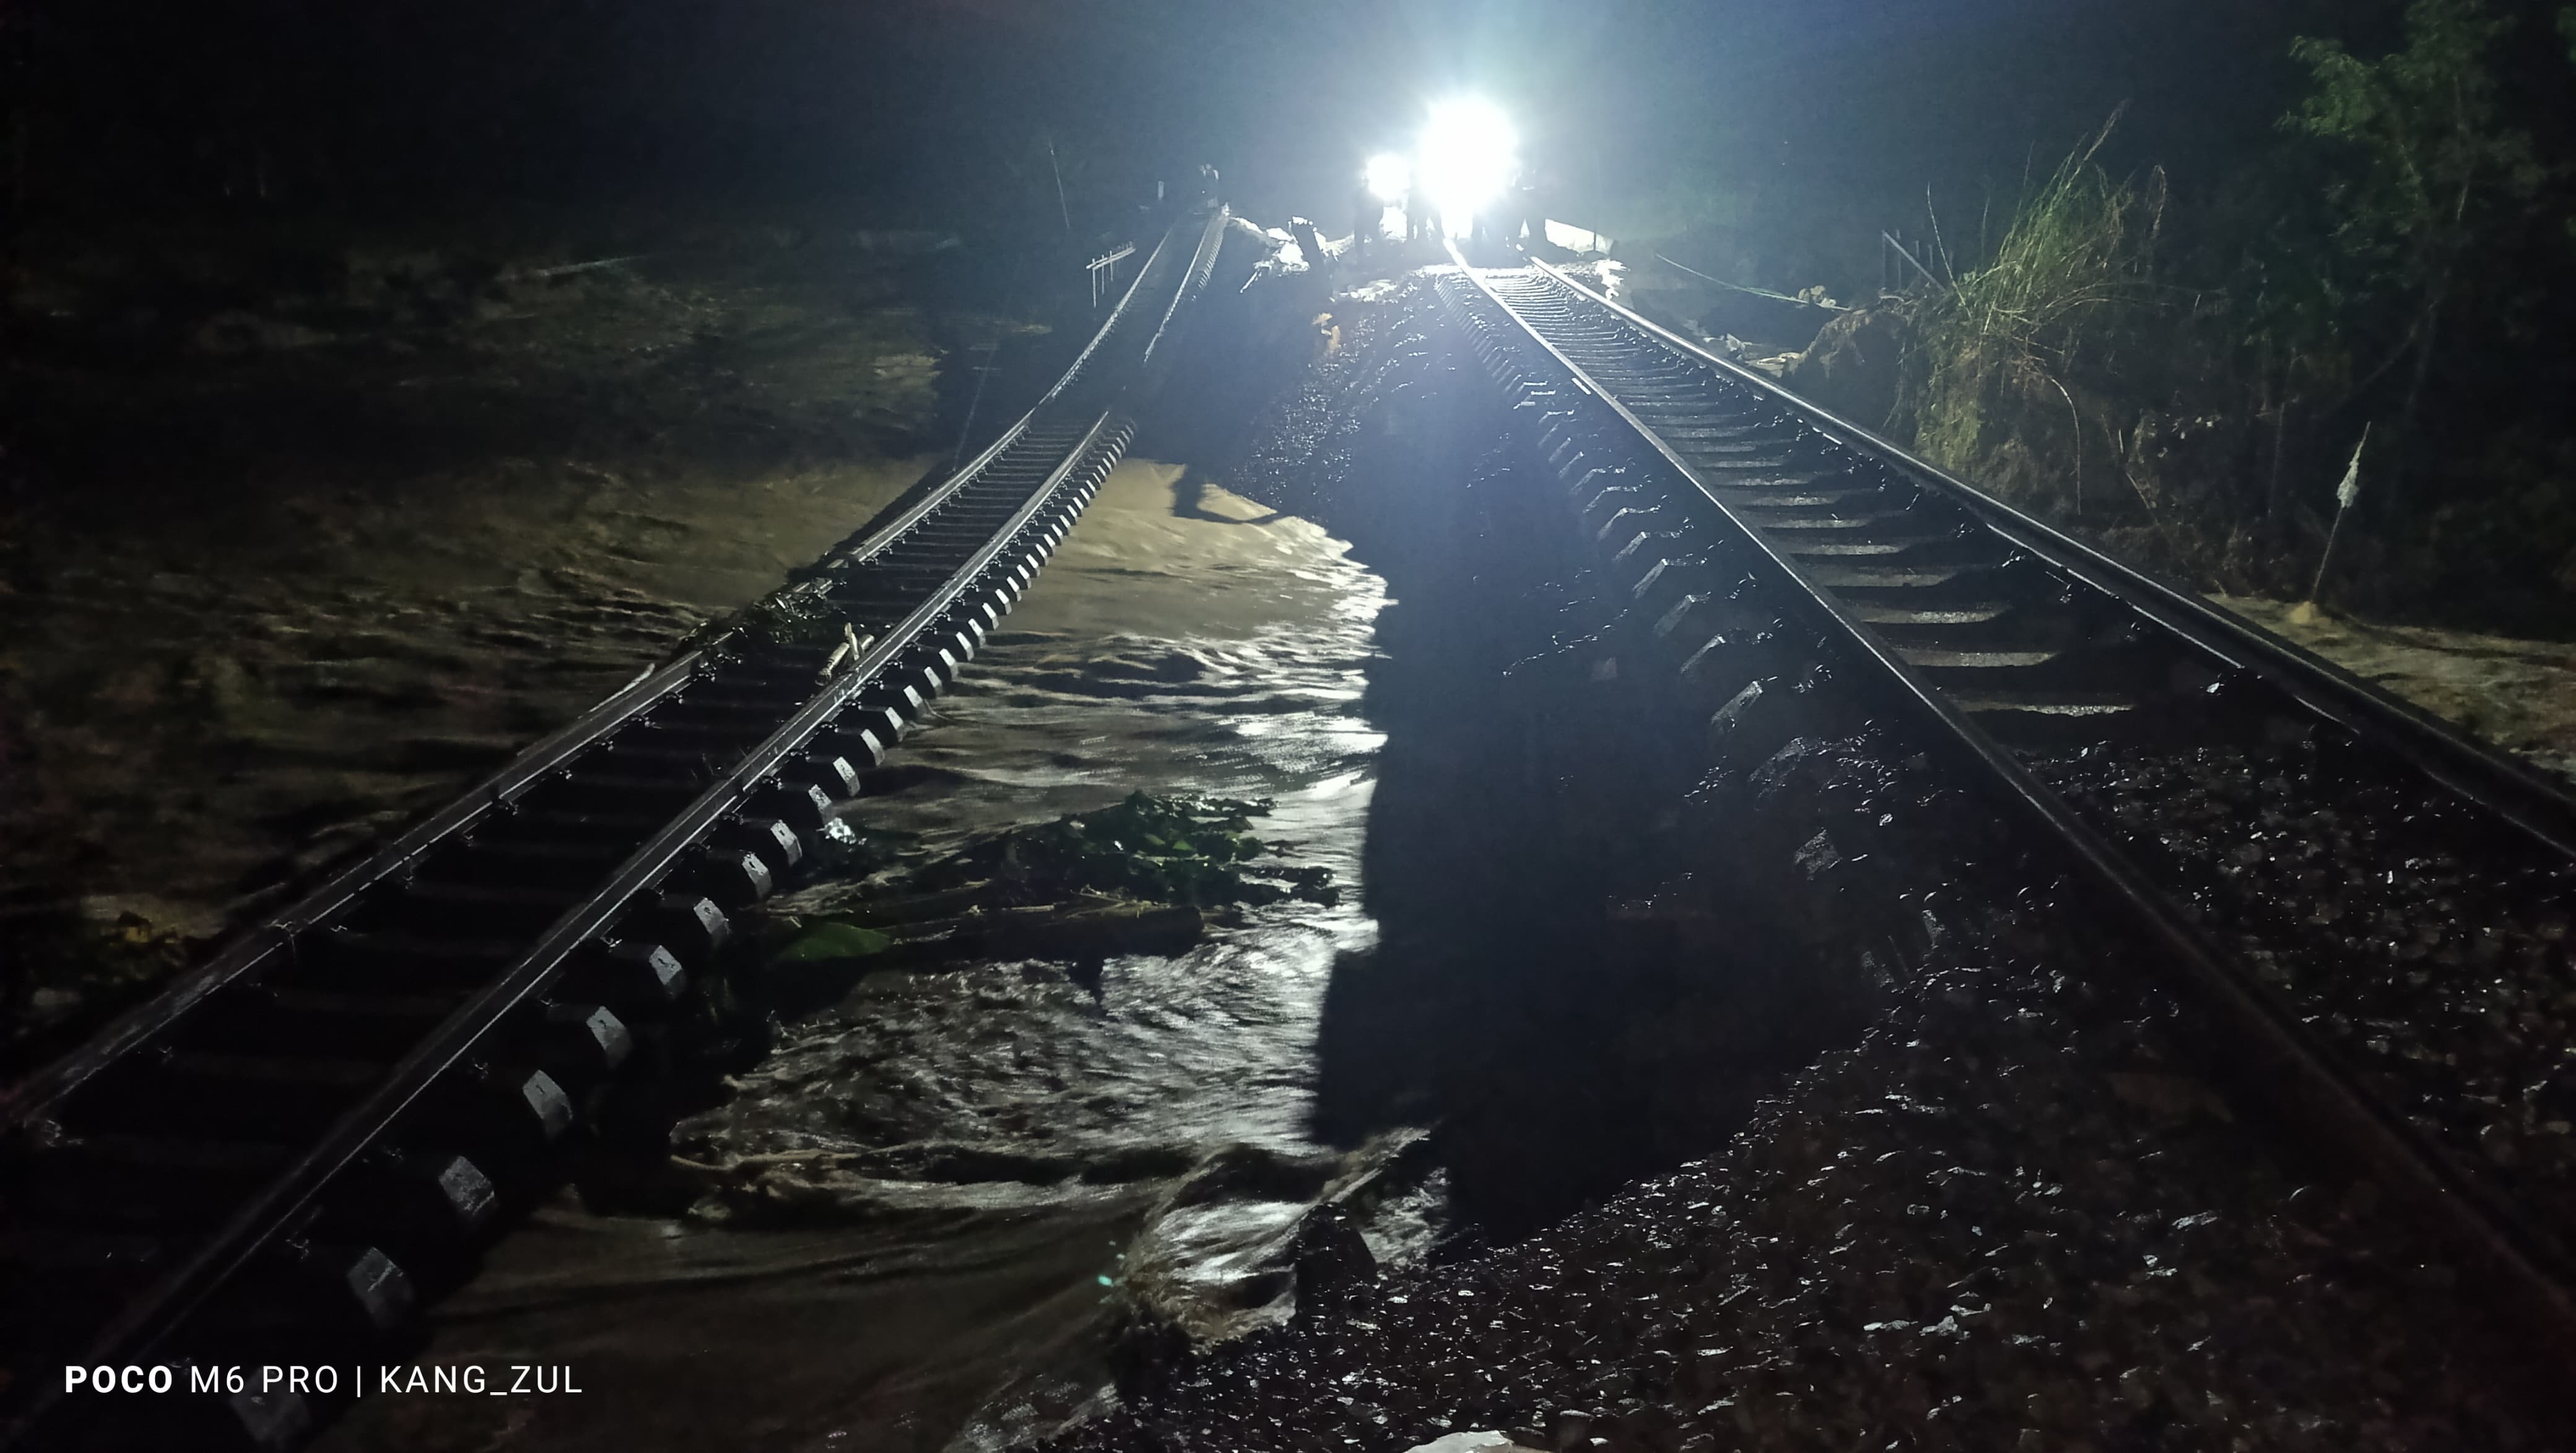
[3, 204, 1232, 1451]
[1532, 256, 2576, 862]
[0, 393, 1055, 1141]
[1442, 248, 2576, 1360]
[1141, 207, 1230, 370]
[72, 408, 1131, 1398]
[781, 215, 1190, 592]
[0, 657, 695, 1131]
[0, 219, 1191, 1139]
[1045, 219, 1186, 408]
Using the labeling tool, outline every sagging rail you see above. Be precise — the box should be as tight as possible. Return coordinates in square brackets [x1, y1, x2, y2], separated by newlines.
[1438, 250, 2576, 1363]
[0, 207, 1234, 1451]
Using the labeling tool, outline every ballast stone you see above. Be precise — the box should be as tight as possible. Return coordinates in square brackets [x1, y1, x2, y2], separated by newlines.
[1401, 1435, 1543, 1453]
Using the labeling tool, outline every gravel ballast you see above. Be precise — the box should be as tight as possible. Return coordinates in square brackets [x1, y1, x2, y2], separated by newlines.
[2038, 740, 2576, 1227]
[1027, 268, 2564, 1453]
[1050, 917, 2558, 1452]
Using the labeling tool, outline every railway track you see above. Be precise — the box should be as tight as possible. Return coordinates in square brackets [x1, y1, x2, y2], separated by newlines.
[1438, 252, 2576, 1362]
[0, 206, 1234, 1451]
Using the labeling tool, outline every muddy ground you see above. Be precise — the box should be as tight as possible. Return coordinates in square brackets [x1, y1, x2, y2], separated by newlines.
[0, 213, 1066, 1058]
[2216, 594, 2576, 782]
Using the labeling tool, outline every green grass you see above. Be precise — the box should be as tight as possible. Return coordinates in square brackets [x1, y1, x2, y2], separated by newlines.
[1906, 121, 2169, 508]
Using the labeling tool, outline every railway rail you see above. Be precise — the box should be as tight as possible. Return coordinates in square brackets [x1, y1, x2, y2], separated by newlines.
[0, 206, 1234, 1451]
[1438, 251, 2576, 1362]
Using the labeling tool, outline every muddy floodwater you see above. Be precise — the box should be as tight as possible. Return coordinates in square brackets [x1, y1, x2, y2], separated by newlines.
[321, 458, 1417, 1453]
[0, 224, 1054, 1060]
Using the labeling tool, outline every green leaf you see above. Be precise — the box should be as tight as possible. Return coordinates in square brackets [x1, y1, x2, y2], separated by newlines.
[774, 921, 894, 964]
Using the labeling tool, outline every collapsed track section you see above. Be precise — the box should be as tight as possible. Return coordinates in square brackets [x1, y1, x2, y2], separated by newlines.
[0, 207, 1233, 1451]
[1438, 253, 2576, 1364]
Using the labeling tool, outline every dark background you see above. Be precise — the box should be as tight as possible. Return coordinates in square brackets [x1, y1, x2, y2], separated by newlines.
[2, 0, 2386, 236]
[12, 0, 2576, 634]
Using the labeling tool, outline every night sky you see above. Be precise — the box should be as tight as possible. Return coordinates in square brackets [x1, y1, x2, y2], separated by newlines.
[15, 0, 2370, 226]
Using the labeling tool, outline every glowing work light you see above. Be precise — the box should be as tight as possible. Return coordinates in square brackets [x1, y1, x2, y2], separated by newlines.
[1364, 152, 1411, 204]
[1417, 97, 1518, 238]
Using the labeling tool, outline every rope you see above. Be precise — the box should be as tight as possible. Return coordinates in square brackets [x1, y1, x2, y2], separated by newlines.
[1650, 251, 1849, 313]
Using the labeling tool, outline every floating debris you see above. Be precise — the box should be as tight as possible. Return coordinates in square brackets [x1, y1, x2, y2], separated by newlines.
[913, 791, 1339, 909]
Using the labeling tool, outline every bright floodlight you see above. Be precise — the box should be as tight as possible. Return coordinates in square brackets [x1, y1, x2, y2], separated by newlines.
[1364, 152, 1411, 204]
[1418, 97, 1518, 238]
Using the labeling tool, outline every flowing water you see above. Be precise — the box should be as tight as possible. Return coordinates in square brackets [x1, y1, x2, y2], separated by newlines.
[321, 458, 1422, 1453]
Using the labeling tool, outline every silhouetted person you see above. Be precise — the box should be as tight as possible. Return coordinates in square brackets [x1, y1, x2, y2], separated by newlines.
[1513, 178, 1543, 248]
[1287, 217, 1325, 269]
[1351, 180, 1379, 262]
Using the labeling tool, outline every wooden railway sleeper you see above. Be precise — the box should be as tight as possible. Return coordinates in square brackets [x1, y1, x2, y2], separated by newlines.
[808, 722, 897, 771]
[557, 939, 690, 1021]
[521, 1003, 632, 1094]
[111, 1375, 316, 1452]
[402, 1062, 576, 1178]
[12, 1134, 294, 1230]
[713, 817, 804, 879]
[753, 779, 841, 836]
[271, 930, 519, 995]
[312, 1147, 498, 1253]
[359, 881, 596, 938]
[198, 1239, 413, 1342]
[692, 846, 773, 910]
[536, 770, 704, 816]
[185, 987, 462, 1058]
[422, 836, 640, 891]
[671, 683, 815, 713]
[786, 752, 866, 800]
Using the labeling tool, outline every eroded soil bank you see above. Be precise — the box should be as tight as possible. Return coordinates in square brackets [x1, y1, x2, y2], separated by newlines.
[1032, 273, 2565, 1453]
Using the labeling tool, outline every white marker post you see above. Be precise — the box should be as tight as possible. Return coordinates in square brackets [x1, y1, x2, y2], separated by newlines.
[2292, 422, 2370, 626]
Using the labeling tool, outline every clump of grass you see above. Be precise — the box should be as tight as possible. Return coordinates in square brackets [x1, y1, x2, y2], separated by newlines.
[1907, 118, 2170, 517]
[6, 909, 195, 1063]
